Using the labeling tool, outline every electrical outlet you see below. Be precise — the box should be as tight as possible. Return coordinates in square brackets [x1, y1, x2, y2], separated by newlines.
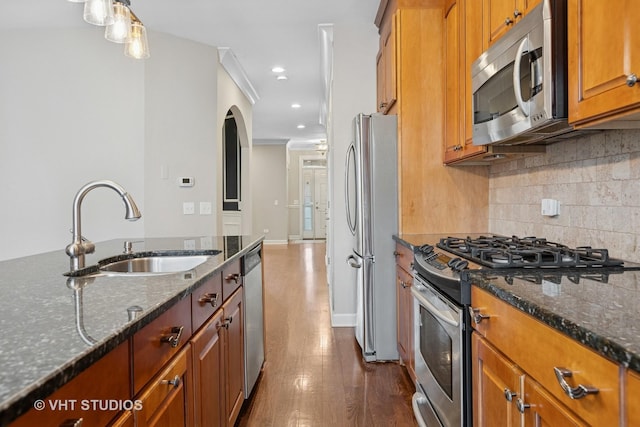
[263, 228, 269, 234]
[183, 239, 196, 250]
[183, 202, 195, 215]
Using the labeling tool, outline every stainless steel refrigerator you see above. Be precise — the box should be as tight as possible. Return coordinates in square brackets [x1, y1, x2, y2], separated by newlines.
[345, 113, 398, 362]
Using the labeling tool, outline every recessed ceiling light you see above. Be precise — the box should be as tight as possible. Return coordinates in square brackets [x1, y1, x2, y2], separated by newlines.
[297, 124, 306, 129]
[271, 66, 285, 73]
[276, 75, 288, 81]
[291, 103, 301, 109]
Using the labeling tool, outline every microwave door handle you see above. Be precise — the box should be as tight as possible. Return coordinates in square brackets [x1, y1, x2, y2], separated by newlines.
[513, 38, 530, 117]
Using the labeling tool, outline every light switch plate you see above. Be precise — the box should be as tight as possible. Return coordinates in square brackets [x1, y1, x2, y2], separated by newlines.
[183, 202, 195, 215]
[199, 202, 212, 215]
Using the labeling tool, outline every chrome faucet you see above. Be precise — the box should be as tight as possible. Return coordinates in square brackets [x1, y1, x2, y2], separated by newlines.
[66, 180, 141, 272]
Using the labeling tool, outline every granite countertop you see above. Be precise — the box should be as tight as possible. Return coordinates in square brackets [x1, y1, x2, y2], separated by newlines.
[0, 235, 263, 425]
[393, 233, 640, 374]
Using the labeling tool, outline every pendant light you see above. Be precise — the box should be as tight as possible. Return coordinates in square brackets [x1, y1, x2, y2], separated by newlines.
[83, 0, 114, 26]
[105, 1, 132, 43]
[125, 20, 150, 59]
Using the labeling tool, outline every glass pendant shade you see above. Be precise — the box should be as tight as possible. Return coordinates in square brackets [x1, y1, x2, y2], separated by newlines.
[105, 3, 131, 43]
[125, 22, 150, 59]
[83, 0, 114, 26]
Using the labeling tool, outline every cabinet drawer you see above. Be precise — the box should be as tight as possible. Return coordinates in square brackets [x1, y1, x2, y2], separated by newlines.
[394, 242, 413, 273]
[134, 345, 192, 427]
[192, 273, 223, 331]
[11, 342, 130, 427]
[222, 259, 241, 299]
[471, 287, 620, 426]
[133, 297, 192, 394]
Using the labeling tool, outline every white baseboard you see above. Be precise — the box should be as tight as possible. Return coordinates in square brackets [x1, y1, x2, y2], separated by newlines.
[263, 239, 288, 245]
[331, 312, 356, 327]
[288, 234, 301, 241]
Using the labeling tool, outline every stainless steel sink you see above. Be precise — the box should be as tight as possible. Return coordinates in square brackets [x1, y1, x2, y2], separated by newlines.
[99, 255, 213, 275]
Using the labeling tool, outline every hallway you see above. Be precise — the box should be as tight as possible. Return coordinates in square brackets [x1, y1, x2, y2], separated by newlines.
[237, 242, 417, 427]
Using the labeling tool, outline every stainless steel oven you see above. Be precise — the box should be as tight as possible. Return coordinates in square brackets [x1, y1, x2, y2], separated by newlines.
[412, 274, 464, 427]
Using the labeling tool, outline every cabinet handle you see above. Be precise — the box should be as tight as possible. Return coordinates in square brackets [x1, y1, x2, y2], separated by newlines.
[504, 388, 517, 402]
[379, 102, 388, 109]
[627, 73, 638, 87]
[199, 292, 219, 308]
[513, 9, 522, 18]
[221, 316, 233, 329]
[160, 326, 184, 348]
[60, 420, 83, 427]
[505, 17, 514, 25]
[225, 273, 240, 284]
[516, 398, 530, 414]
[161, 375, 181, 388]
[393, 251, 400, 256]
[400, 280, 408, 289]
[468, 307, 491, 324]
[553, 367, 599, 399]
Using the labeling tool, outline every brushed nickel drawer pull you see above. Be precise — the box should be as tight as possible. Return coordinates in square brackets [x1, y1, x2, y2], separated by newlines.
[553, 367, 599, 399]
[516, 398, 530, 414]
[199, 292, 219, 308]
[627, 73, 638, 87]
[225, 273, 240, 283]
[161, 375, 181, 388]
[60, 420, 83, 427]
[161, 326, 184, 348]
[504, 388, 517, 402]
[469, 307, 490, 324]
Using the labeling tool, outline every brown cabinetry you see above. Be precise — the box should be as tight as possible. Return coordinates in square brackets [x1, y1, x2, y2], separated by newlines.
[223, 288, 245, 427]
[375, 0, 489, 234]
[444, 0, 489, 164]
[483, 0, 540, 46]
[568, 0, 640, 128]
[471, 286, 619, 426]
[191, 309, 225, 427]
[376, 14, 397, 114]
[628, 370, 640, 425]
[394, 242, 414, 382]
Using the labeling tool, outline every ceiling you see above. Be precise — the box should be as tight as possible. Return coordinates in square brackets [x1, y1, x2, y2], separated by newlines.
[1, 0, 380, 147]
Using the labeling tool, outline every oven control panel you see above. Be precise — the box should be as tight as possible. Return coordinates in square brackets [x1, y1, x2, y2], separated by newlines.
[416, 244, 469, 273]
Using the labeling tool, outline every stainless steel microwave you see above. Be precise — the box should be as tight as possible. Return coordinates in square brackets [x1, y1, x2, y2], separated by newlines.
[471, 0, 572, 146]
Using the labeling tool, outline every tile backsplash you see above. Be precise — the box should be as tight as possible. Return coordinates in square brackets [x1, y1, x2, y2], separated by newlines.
[488, 129, 640, 263]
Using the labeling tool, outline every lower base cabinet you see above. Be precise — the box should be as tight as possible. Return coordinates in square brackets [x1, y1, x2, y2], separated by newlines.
[134, 345, 193, 427]
[223, 288, 245, 427]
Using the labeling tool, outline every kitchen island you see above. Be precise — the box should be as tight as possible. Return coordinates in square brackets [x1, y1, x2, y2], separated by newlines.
[0, 235, 263, 426]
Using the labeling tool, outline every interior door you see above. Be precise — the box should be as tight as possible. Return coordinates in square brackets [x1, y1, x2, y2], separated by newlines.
[302, 167, 328, 240]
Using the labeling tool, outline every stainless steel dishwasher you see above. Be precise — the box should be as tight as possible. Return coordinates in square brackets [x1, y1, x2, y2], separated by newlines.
[242, 243, 264, 398]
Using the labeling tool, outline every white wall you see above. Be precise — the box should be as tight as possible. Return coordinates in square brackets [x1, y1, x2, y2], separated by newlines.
[0, 29, 145, 261]
[251, 144, 288, 242]
[328, 23, 379, 326]
[0, 28, 252, 262]
[143, 32, 219, 238]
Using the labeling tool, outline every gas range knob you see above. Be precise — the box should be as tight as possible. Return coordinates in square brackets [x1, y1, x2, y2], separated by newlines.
[418, 244, 434, 255]
[454, 259, 469, 271]
[447, 257, 461, 268]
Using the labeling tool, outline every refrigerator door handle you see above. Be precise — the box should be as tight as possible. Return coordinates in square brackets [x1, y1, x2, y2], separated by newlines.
[344, 142, 357, 235]
[346, 254, 362, 269]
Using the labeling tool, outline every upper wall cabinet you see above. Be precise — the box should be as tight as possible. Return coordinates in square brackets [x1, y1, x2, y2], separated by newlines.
[568, 0, 640, 128]
[484, 0, 541, 46]
[376, 15, 397, 114]
[444, 0, 489, 164]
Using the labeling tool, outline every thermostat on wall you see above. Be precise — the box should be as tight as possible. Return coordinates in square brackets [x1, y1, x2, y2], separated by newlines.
[178, 177, 195, 187]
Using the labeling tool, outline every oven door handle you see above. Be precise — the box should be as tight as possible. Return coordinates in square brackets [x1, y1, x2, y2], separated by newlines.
[412, 286, 459, 327]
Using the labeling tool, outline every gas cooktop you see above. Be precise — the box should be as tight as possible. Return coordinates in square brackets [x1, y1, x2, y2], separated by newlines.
[437, 235, 624, 269]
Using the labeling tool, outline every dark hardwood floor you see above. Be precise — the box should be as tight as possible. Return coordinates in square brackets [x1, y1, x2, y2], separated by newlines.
[236, 242, 417, 427]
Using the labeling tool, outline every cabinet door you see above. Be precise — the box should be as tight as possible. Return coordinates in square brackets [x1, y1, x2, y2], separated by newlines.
[135, 345, 193, 427]
[472, 333, 523, 427]
[109, 410, 135, 427]
[484, 0, 518, 46]
[224, 288, 244, 427]
[627, 370, 640, 426]
[396, 264, 414, 380]
[444, 0, 463, 162]
[521, 376, 588, 426]
[377, 15, 397, 114]
[568, 0, 640, 126]
[191, 310, 225, 427]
